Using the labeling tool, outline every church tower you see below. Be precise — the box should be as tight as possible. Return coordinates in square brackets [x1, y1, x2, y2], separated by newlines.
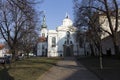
[37, 15, 48, 56]
[40, 15, 48, 38]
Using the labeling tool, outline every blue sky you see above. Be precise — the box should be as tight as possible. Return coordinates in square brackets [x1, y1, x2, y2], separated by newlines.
[36, 0, 74, 30]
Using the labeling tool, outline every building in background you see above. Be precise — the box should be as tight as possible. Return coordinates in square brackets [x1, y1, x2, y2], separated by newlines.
[0, 43, 10, 57]
[99, 11, 120, 55]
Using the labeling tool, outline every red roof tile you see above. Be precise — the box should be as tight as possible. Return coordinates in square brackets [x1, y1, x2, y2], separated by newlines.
[0, 44, 4, 50]
[38, 37, 47, 42]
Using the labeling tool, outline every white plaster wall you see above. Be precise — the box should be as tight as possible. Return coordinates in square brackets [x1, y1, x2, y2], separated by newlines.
[0, 49, 5, 57]
[47, 29, 78, 57]
[57, 31, 66, 54]
[47, 30, 58, 57]
[100, 16, 120, 39]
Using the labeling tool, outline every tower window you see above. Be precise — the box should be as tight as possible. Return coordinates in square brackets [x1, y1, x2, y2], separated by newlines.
[52, 37, 56, 47]
[42, 33, 45, 37]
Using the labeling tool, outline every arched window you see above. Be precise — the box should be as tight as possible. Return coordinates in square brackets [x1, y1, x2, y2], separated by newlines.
[52, 37, 56, 47]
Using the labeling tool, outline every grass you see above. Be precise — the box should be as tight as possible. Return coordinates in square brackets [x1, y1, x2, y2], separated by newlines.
[76, 56, 120, 80]
[0, 57, 61, 80]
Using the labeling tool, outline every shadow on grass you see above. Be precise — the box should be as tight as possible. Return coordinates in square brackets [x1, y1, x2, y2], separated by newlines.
[0, 67, 14, 80]
[52, 56, 120, 80]
[76, 56, 120, 80]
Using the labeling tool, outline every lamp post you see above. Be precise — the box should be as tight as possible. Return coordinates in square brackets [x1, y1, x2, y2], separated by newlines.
[98, 30, 103, 69]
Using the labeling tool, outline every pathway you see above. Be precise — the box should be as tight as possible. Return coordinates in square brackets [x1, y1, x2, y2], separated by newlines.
[37, 57, 100, 80]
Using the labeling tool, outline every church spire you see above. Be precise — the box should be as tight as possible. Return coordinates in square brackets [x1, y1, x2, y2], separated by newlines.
[41, 14, 47, 28]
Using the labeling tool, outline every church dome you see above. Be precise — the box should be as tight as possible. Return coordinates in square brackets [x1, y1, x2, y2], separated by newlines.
[62, 14, 73, 27]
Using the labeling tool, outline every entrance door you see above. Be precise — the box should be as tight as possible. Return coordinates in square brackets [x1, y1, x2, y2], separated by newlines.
[63, 45, 73, 57]
[66, 46, 71, 56]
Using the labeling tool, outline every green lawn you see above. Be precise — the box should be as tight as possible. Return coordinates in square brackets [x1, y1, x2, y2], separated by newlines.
[0, 57, 61, 80]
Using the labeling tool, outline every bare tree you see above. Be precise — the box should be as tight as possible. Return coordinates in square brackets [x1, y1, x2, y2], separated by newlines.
[73, 0, 120, 69]
[83, 0, 120, 55]
[102, 0, 120, 55]
[73, 0, 104, 69]
[0, 0, 39, 60]
[18, 29, 39, 57]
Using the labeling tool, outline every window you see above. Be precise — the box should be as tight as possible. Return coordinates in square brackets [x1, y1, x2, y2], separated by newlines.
[42, 33, 45, 37]
[70, 41, 73, 44]
[42, 45, 44, 49]
[52, 37, 56, 47]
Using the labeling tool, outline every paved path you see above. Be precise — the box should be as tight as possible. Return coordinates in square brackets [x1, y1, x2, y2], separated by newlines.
[37, 57, 100, 80]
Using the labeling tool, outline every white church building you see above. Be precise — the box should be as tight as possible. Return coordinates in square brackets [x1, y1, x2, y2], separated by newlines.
[37, 14, 85, 57]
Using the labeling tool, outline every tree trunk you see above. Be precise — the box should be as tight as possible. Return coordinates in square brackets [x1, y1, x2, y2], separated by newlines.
[113, 42, 119, 55]
[90, 44, 95, 56]
[112, 35, 119, 55]
[99, 47, 103, 69]
[12, 50, 16, 61]
[98, 46, 103, 69]
[10, 47, 17, 61]
[95, 41, 103, 69]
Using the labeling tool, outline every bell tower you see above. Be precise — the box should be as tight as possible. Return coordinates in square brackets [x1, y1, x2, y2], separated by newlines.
[40, 15, 48, 38]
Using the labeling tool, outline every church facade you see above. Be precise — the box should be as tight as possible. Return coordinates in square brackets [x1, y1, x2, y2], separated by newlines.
[37, 14, 84, 57]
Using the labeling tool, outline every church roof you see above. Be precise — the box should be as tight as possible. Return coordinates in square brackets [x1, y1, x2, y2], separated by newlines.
[56, 13, 77, 31]
[62, 13, 73, 27]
